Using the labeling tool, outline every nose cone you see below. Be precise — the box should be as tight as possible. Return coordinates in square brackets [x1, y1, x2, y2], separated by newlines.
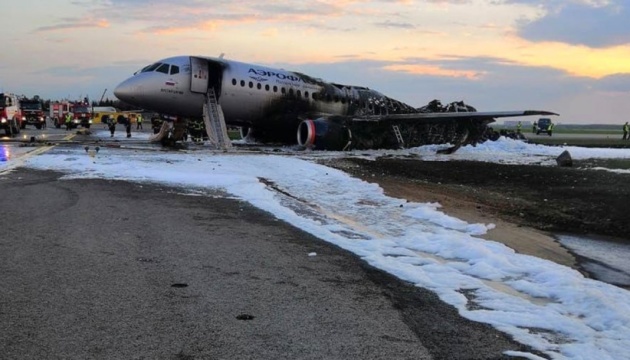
[113, 77, 143, 105]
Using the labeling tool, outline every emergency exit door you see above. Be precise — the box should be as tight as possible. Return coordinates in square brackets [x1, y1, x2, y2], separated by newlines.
[190, 57, 209, 93]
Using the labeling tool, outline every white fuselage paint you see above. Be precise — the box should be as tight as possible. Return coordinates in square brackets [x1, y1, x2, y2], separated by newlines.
[114, 56, 364, 129]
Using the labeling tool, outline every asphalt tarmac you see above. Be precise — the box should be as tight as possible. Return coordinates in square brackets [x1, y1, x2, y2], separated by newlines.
[0, 165, 540, 359]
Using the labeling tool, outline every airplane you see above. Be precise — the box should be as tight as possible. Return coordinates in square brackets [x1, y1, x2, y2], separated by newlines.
[113, 55, 557, 152]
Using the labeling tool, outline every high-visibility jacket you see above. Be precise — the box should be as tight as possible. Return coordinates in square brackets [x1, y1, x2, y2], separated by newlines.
[137, 116, 143, 124]
[624, 124, 629, 132]
[65, 114, 72, 123]
[548, 123, 554, 130]
[517, 123, 522, 130]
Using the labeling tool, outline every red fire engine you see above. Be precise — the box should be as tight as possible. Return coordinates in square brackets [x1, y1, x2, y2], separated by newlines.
[50, 100, 93, 129]
[50, 101, 72, 128]
[1, 93, 23, 137]
[19, 97, 46, 129]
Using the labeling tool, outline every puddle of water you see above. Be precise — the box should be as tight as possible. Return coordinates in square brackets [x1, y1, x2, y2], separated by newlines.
[557, 234, 630, 287]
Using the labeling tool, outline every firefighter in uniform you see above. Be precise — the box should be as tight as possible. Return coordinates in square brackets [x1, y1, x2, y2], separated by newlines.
[547, 122, 554, 136]
[190, 120, 203, 143]
[623, 122, 629, 140]
[125, 116, 132, 138]
[105, 115, 116, 137]
[136, 114, 143, 130]
[64, 112, 73, 131]
[532, 121, 537, 134]
[516, 121, 522, 134]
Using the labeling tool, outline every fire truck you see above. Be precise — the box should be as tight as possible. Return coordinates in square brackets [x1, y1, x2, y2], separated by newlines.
[50, 101, 93, 129]
[50, 101, 72, 128]
[0, 93, 23, 137]
[71, 103, 93, 129]
[19, 97, 46, 129]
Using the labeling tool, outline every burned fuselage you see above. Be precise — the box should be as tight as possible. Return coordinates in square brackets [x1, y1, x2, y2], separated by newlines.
[114, 56, 554, 151]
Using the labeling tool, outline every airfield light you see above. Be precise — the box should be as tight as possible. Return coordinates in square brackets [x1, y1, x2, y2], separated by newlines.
[1, 146, 10, 161]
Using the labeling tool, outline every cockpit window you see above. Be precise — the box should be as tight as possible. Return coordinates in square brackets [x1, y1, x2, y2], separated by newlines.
[170, 65, 179, 75]
[156, 63, 170, 74]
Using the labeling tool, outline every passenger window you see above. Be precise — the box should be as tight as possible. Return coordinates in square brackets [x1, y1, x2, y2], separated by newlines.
[304, 91, 309, 98]
[232, 79, 237, 86]
[281, 88, 286, 94]
[273, 86, 278, 92]
[257, 83, 261, 90]
[289, 88, 294, 96]
[249, 82, 253, 88]
[156, 64, 170, 74]
[170, 65, 180, 75]
[241, 80, 245, 87]
[265, 84, 270, 91]
[296, 90, 301, 97]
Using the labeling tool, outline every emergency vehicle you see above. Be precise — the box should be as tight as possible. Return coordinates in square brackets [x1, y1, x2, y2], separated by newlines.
[71, 103, 93, 129]
[19, 97, 46, 129]
[50, 101, 72, 128]
[50, 101, 93, 129]
[0, 93, 23, 136]
[536, 118, 553, 136]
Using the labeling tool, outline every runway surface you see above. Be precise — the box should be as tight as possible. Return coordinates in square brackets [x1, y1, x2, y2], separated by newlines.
[0, 167, 529, 359]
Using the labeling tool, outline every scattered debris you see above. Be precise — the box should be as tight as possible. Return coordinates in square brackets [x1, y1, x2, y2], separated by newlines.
[236, 314, 255, 320]
[556, 150, 573, 167]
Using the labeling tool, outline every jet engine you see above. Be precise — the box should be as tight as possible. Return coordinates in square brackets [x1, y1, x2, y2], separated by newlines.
[297, 118, 351, 151]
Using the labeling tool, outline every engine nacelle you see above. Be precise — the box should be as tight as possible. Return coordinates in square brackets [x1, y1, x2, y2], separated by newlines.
[297, 118, 351, 151]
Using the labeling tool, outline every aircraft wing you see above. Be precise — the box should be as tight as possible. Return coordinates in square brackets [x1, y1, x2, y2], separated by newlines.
[351, 110, 558, 123]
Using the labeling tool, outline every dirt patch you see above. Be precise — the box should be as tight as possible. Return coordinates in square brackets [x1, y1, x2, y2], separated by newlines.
[321, 157, 630, 270]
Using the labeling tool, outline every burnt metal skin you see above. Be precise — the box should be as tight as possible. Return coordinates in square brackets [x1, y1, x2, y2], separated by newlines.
[114, 56, 556, 150]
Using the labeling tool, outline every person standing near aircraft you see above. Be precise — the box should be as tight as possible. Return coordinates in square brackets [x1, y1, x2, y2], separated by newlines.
[105, 115, 116, 137]
[623, 122, 629, 140]
[125, 116, 132, 138]
[136, 114, 143, 130]
[190, 120, 203, 142]
[532, 121, 537, 133]
[65, 112, 73, 131]
[516, 121, 522, 134]
[547, 121, 554, 136]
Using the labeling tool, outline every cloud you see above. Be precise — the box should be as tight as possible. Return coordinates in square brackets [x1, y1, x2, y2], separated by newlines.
[383, 64, 483, 79]
[35, 17, 110, 32]
[62, 0, 423, 35]
[595, 73, 630, 93]
[509, 1, 630, 47]
[373, 20, 415, 29]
